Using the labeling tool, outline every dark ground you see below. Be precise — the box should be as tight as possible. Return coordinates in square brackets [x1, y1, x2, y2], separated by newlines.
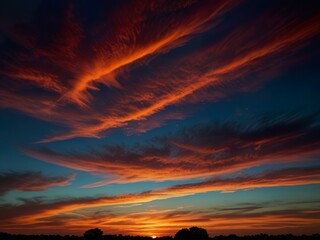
[1, 233, 320, 240]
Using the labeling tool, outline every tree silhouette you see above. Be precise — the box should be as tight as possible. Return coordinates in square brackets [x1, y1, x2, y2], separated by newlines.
[175, 228, 190, 240]
[84, 228, 103, 239]
[174, 227, 208, 240]
[189, 226, 208, 240]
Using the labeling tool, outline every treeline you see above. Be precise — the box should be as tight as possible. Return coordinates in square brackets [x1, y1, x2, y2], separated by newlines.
[1, 233, 320, 240]
[0, 233, 169, 240]
[213, 234, 320, 240]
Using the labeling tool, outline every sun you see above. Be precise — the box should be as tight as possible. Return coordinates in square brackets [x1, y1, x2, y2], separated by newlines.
[151, 236, 157, 239]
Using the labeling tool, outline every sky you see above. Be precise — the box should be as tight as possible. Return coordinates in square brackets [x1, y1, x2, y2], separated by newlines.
[0, 0, 320, 237]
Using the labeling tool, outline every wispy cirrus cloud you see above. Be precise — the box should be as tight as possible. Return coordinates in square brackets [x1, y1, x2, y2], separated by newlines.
[25, 113, 320, 185]
[0, 0, 236, 101]
[125, 110, 187, 135]
[0, 171, 75, 196]
[1, 165, 319, 226]
[0, 0, 319, 142]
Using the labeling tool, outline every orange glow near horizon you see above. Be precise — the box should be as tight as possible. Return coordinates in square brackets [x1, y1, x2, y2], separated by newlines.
[3, 208, 320, 237]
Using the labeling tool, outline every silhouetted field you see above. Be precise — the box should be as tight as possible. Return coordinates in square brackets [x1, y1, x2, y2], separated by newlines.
[1, 233, 320, 240]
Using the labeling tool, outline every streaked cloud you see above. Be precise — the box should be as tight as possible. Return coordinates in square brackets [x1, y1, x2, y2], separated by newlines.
[46, 208, 320, 236]
[125, 111, 187, 135]
[0, 171, 75, 196]
[26, 113, 320, 184]
[2, 200, 320, 236]
[0, 0, 318, 142]
[1, 165, 319, 226]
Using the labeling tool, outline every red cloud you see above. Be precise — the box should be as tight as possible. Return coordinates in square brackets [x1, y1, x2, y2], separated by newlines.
[0, 1, 319, 142]
[1, 165, 320, 231]
[25, 114, 320, 185]
[3, 207, 320, 236]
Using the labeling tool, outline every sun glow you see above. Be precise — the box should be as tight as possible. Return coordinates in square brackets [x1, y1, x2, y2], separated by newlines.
[151, 236, 157, 239]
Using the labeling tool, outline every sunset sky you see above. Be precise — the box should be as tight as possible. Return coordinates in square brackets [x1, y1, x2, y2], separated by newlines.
[0, 0, 320, 237]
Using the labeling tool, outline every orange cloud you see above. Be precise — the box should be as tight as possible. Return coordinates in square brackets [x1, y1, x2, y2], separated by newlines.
[25, 113, 320, 184]
[2, 202, 320, 236]
[0, 0, 236, 102]
[55, 7, 319, 141]
[67, 0, 238, 106]
[125, 111, 187, 134]
[1, 165, 320, 227]
[48, 208, 320, 236]
[0, 1, 319, 142]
